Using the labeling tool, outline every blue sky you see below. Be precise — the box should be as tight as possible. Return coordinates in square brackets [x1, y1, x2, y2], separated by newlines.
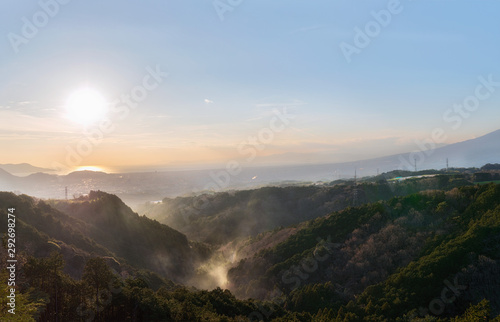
[1, 0, 500, 172]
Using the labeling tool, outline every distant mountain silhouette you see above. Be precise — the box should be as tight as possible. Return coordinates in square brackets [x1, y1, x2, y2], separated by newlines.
[358, 128, 500, 175]
[235, 128, 500, 181]
[0, 167, 14, 178]
[66, 170, 109, 179]
[0, 163, 52, 175]
[0, 168, 17, 189]
[25, 172, 57, 180]
[0, 129, 498, 205]
[420, 128, 500, 168]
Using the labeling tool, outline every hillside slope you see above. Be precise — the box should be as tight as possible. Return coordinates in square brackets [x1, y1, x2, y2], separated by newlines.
[226, 183, 500, 319]
[50, 191, 212, 282]
[1, 182, 500, 320]
[141, 173, 471, 245]
[0, 191, 210, 284]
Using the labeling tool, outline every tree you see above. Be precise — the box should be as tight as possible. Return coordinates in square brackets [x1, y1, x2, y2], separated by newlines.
[82, 257, 114, 319]
[452, 299, 492, 321]
[0, 266, 46, 321]
[23, 252, 65, 321]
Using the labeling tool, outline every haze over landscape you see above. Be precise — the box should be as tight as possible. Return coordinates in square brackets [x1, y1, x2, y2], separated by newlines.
[1, 1, 500, 321]
[1, 1, 500, 174]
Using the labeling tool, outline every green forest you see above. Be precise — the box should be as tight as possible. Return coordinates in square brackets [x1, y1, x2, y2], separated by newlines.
[1, 166, 500, 321]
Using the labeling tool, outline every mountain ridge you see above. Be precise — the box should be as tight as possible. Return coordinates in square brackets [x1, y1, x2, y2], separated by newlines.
[2, 179, 500, 320]
[0, 163, 53, 175]
[0, 129, 498, 208]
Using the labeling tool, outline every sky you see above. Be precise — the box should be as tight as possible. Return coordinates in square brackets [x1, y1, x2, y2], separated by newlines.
[1, 0, 500, 173]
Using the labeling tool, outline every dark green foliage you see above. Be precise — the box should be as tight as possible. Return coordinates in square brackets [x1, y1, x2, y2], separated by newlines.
[355, 184, 500, 320]
[141, 174, 471, 245]
[49, 191, 207, 281]
[227, 184, 500, 320]
[2, 250, 281, 321]
[481, 163, 500, 171]
[284, 282, 345, 313]
[474, 172, 493, 182]
[2, 179, 500, 321]
[0, 191, 212, 284]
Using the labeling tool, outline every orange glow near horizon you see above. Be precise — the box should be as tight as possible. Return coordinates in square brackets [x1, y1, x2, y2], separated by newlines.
[74, 166, 107, 173]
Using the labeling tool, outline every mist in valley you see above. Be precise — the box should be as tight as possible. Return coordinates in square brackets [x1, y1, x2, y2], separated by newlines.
[2, 1, 500, 319]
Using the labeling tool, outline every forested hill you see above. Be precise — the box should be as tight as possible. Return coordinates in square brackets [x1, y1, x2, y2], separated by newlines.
[2, 181, 500, 320]
[0, 191, 210, 283]
[139, 173, 472, 245]
[0, 191, 289, 321]
[226, 183, 500, 320]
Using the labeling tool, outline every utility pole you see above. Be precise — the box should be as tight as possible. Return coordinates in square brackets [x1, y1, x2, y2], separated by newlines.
[414, 157, 417, 172]
[65, 187, 68, 200]
[446, 158, 449, 172]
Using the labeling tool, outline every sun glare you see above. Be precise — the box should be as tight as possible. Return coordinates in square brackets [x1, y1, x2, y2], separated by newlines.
[66, 88, 107, 125]
[75, 166, 105, 172]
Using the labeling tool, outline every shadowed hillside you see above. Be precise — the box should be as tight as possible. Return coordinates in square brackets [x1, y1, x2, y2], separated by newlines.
[0, 191, 211, 284]
[2, 182, 500, 320]
[226, 183, 500, 320]
[140, 173, 472, 245]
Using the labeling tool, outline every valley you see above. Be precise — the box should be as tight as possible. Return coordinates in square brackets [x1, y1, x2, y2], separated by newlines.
[1, 165, 500, 320]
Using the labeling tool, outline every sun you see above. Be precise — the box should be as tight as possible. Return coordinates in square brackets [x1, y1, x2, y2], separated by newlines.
[66, 88, 107, 125]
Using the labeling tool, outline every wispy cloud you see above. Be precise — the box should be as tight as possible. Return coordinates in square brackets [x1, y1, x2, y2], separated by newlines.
[204, 99, 214, 104]
[0, 110, 73, 135]
[17, 101, 34, 106]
